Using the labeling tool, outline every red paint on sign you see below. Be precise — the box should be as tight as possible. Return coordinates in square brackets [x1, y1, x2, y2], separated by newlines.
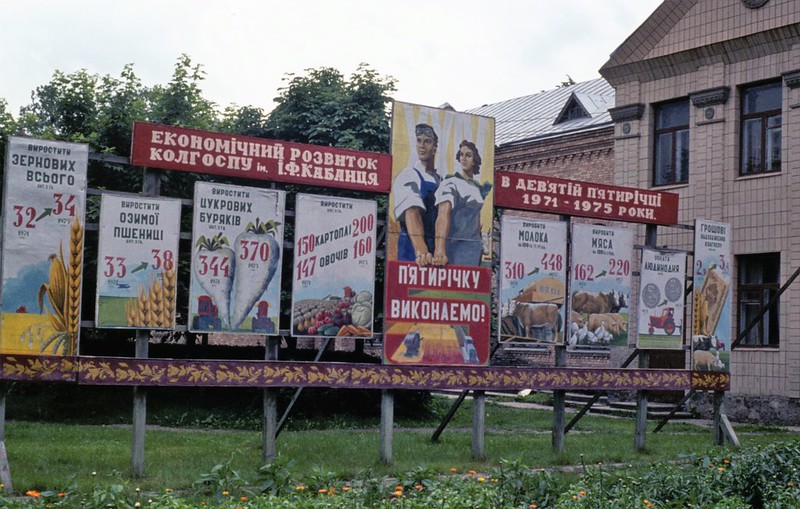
[495, 170, 679, 225]
[130, 122, 392, 193]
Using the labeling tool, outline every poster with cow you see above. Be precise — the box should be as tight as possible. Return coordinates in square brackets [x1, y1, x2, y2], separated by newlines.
[0, 136, 88, 356]
[568, 223, 632, 348]
[383, 101, 495, 366]
[291, 194, 377, 339]
[637, 248, 687, 350]
[188, 182, 285, 334]
[498, 215, 567, 343]
[95, 193, 181, 329]
[692, 219, 731, 372]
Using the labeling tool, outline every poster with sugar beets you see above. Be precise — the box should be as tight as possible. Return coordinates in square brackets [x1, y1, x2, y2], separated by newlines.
[637, 248, 687, 350]
[95, 193, 182, 329]
[568, 224, 633, 348]
[0, 136, 88, 356]
[188, 183, 285, 334]
[498, 216, 567, 344]
[291, 193, 377, 338]
[691, 219, 731, 372]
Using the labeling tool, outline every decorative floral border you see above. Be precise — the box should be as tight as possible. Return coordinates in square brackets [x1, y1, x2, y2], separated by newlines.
[0, 355, 730, 391]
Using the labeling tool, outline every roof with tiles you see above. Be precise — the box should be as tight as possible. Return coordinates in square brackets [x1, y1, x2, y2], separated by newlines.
[466, 77, 615, 148]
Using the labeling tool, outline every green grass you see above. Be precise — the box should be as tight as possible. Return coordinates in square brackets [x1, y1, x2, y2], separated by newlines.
[8, 396, 799, 494]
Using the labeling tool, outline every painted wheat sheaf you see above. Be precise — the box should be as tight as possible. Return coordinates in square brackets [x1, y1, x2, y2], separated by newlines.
[66, 217, 83, 354]
[126, 271, 176, 328]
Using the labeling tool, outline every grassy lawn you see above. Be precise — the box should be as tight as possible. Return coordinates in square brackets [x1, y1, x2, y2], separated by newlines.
[9, 395, 799, 493]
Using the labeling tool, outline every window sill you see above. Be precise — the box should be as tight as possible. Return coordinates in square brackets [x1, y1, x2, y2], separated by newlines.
[735, 171, 782, 182]
[651, 182, 689, 191]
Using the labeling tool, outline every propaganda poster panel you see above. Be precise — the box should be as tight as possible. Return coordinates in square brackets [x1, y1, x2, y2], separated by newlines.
[498, 216, 567, 343]
[291, 194, 377, 339]
[637, 249, 687, 350]
[568, 224, 633, 348]
[188, 182, 285, 334]
[95, 194, 182, 329]
[0, 136, 88, 355]
[692, 219, 732, 372]
[384, 101, 495, 365]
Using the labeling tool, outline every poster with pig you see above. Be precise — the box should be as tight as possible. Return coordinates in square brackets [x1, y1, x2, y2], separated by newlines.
[291, 194, 377, 338]
[637, 248, 686, 350]
[0, 136, 88, 356]
[188, 182, 285, 334]
[384, 101, 495, 366]
[692, 219, 731, 372]
[498, 216, 567, 344]
[95, 193, 181, 329]
[568, 224, 633, 348]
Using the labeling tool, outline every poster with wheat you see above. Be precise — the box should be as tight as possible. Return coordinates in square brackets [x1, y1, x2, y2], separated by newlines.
[94, 193, 181, 329]
[0, 136, 88, 356]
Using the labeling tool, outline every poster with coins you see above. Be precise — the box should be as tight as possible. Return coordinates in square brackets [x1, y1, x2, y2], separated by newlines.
[637, 248, 686, 349]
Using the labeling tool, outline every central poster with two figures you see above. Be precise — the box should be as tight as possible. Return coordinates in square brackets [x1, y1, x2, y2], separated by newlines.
[384, 101, 495, 365]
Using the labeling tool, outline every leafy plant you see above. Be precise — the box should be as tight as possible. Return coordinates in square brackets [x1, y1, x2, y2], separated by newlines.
[256, 454, 297, 495]
[192, 455, 245, 497]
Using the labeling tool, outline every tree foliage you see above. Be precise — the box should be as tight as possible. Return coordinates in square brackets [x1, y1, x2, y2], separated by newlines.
[264, 63, 396, 153]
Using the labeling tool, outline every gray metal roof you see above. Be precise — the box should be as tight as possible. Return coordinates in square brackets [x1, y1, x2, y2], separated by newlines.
[466, 77, 615, 147]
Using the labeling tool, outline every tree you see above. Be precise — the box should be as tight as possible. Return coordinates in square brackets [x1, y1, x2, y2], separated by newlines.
[264, 63, 396, 153]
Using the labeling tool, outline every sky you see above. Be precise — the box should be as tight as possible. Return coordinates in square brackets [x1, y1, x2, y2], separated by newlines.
[0, 1, 663, 116]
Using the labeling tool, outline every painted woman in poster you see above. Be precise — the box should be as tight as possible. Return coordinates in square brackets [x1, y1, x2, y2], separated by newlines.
[432, 140, 492, 267]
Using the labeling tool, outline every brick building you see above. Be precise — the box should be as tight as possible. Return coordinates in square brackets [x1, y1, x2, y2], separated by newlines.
[600, 0, 800, 421]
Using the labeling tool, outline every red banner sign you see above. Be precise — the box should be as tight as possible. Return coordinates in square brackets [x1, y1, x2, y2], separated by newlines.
[130, 122, 392, 193]
[495, 171, 679, 225]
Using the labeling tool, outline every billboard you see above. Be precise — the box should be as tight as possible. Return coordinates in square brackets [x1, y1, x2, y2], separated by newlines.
[188, 183, 285, 334]
[692, 219, 732, 372]
[95, 194, 182, 329]
[568, 224, 633, 347]
[131, 122, 392, 193]
[384, 101, 495, 365]
[291, 194, 377, 338]
[495, 171, 679, 225]
[0, 136, 88, 355]
[498, 216, 567, 343]
[637, 248, 687, 350]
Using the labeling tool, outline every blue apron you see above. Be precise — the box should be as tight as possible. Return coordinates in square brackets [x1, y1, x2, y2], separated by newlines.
[398, 168, 439, 261]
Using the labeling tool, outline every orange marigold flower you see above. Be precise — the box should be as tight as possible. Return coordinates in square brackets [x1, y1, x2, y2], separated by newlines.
[240, 496, 248, 502]
[723, 459, 730, 464]
[529, 504, 538, 509]
[342, 486, 351, 492]
[579, 490, 586, 496]
[26, 490, 42, 498]
[58, 493, 66, 498]
[318, 488, 327, 494]
[395, 485, 403, 491]
[450, 468, 457, 473]
[414, 485, 423, 490]
[469, 470, 476, 476]
[718, 467, 725, 472]
[201, 502, 206, 506]
[393, 490, 403, 497]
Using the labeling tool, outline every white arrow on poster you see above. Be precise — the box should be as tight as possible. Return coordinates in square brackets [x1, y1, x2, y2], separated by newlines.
[498, 216, 567, 343]
[95, 194, 182, 329]
[569, 224, 633, 347]
[188, 182, 285, 334]
[291, 193, 377, 338]
[637, 248, 687, 350]
[0, 136, 88, 355]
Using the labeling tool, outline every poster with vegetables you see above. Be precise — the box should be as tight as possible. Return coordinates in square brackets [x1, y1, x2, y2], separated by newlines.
[637, 248, 686, 350]
[498, 216, 567, 343]
[0, 136, 88, 356]
[568, 224, 633, 348]
[692, 220, 731, 372]
[291, 194, 377, 338]
[188, 182, 285, 334]
[95, 194, 181, 329]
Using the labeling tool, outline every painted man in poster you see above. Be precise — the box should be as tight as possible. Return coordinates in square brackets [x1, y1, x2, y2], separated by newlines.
[392, 123, 440, 266]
